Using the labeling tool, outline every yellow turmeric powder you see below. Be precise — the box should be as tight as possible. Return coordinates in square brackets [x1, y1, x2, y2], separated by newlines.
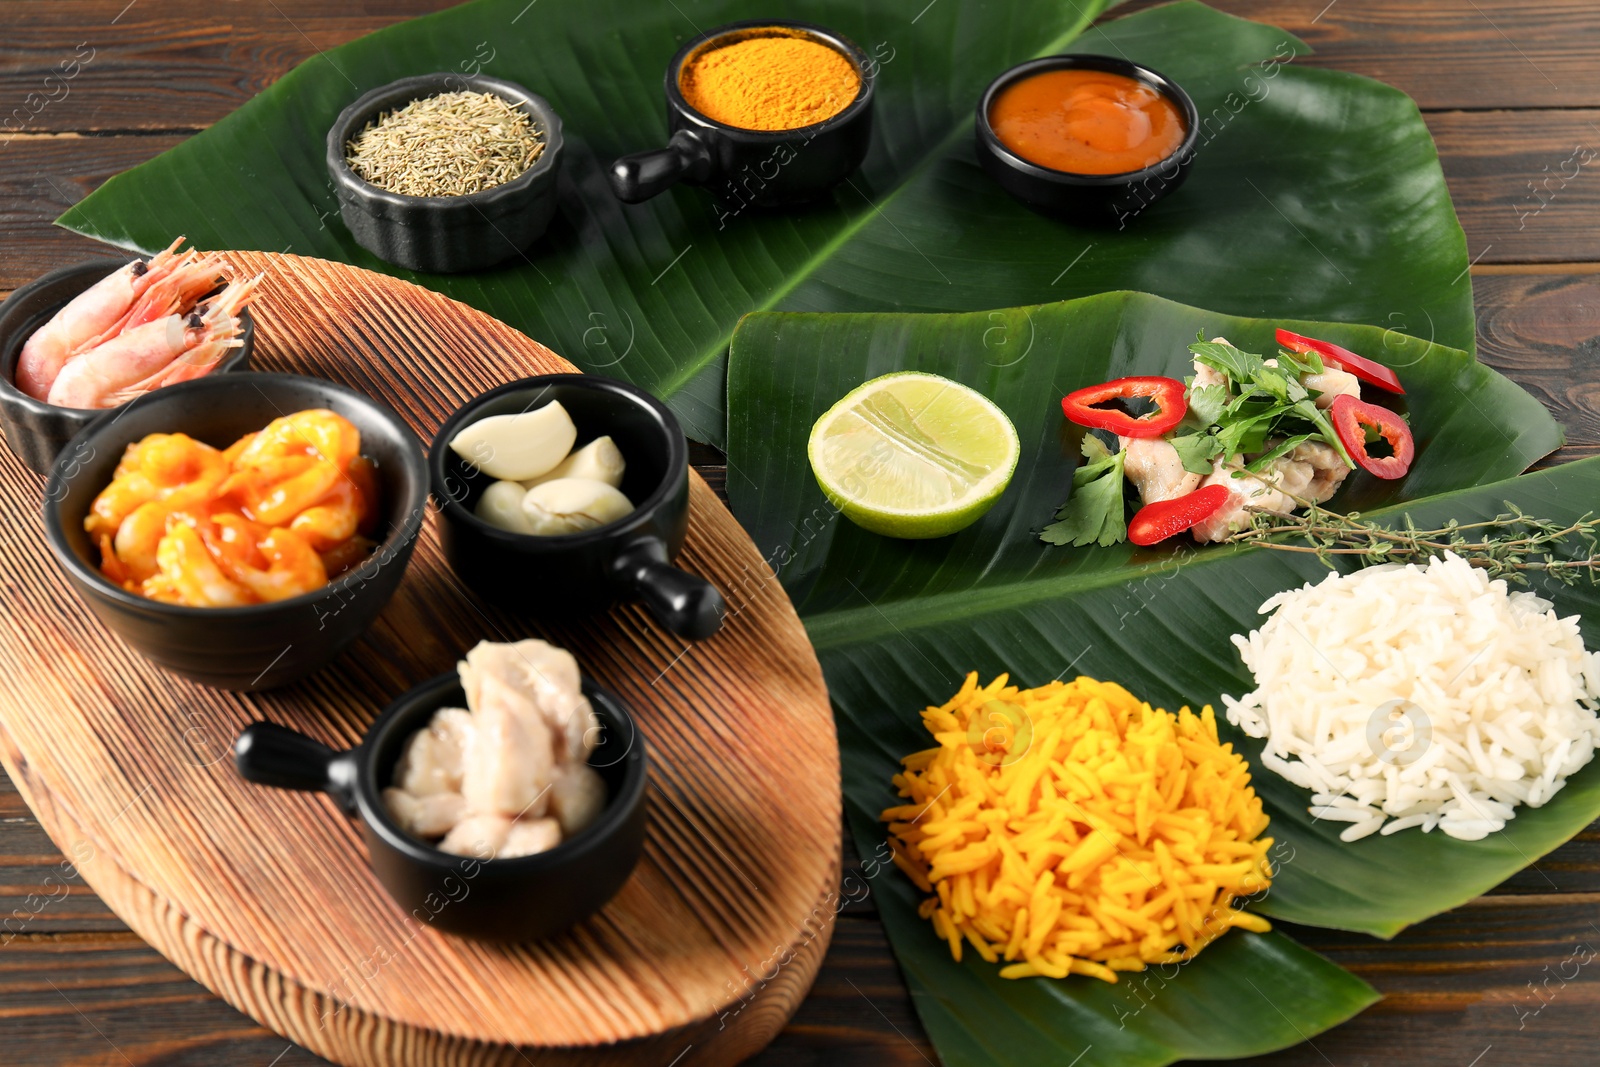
[679, 31, 861, 132]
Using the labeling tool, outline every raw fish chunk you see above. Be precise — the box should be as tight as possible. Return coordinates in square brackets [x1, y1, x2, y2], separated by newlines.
[550, 765, 607, 837]
[500, 817, 563, 859]
[382, 788, 467, 838]
[438, 814, 513, 858]
[393, 707, 474, 796]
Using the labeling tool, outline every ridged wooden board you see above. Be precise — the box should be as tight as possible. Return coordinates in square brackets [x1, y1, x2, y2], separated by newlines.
[0, 252, 841, 1066]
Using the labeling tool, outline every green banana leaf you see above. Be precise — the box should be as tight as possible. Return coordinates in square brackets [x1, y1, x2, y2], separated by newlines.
[56, 0, 1471, 447]
[723, 293, 1588, 1065]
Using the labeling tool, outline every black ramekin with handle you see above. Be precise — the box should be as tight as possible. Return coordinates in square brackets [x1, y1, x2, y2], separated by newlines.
[609, 19, 876, 207]
[41, 372, 427, 690]
[327, 72, 565, 273]
[429, 374, 725, 640]
[233, 670, 648, 941]
[974, 54, 1201, 225]
[0, 258, 254, 476]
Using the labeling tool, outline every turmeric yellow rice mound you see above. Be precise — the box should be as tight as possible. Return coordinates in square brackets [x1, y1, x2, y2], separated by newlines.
[883, 673, 1273, 982]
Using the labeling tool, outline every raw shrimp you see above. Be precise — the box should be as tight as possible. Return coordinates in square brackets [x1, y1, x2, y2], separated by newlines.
[45, 275, 257, 410]
[16, 237, 187, 399]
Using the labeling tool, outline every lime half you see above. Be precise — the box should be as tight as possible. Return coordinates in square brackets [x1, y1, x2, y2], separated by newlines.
[807, 371, 1020, 539]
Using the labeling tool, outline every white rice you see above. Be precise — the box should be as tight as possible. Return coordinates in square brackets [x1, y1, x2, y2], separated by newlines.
[1223, 553, 1600, 841]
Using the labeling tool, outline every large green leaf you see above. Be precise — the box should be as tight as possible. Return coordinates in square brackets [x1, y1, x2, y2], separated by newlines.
[724, 293, 1585, 1065]
[57, 0, 1471, 446]
[858, 769, 1379, 1067]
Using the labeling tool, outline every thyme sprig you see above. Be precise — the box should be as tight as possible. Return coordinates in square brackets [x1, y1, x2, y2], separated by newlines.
[1232, 500, 1600, 585]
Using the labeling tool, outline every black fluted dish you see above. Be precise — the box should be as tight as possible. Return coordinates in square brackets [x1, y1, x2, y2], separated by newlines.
[327, 72, 564, 273]
[233, 671, 648, 941]
[0, 258, 254, 476]
[974, 54, 1201, 226]
[609, 20, 875, 209]
[428, 374, 725, 640]
[41, 372, 427, 690]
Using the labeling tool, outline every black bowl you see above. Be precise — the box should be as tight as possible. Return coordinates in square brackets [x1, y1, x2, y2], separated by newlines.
[42, 372, 428, 690]
[327, 72, 565, 273]
[0, 258, 254, 476]
[233, 670, 649, 941]
[609, 19, 876, 208]
[429, 374, 725, 640]
[975, 54, 1200, 226]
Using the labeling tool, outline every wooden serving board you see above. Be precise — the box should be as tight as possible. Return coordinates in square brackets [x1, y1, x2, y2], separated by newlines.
[0, 253, 841, 1066]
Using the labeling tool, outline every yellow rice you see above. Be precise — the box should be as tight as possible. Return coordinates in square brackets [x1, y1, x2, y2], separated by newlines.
[882, 673, 1273, 982]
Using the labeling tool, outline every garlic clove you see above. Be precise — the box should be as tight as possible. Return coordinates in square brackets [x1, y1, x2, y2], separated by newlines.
[449, 401, 577, 481]
[475, 479, 539, 534]
[521, 477, 634, 535]
[522, 435, 627, 490]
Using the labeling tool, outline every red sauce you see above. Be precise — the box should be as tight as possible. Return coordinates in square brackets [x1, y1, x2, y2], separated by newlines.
[988, 69, 1186, 176]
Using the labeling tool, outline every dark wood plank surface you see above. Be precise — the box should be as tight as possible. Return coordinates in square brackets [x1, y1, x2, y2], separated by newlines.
[4, 1, 1600, 1064]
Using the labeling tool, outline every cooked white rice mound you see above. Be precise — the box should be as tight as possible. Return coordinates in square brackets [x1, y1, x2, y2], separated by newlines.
[1224, 553, 1600, 842]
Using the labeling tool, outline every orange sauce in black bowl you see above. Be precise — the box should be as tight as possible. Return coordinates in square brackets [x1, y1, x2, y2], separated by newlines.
[988, 68, 1186, 176]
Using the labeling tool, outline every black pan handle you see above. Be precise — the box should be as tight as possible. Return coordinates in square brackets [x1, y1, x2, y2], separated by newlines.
[614, 539, 726, 639]
[234, 722, 359, 814]
[609, 129, 715, 203]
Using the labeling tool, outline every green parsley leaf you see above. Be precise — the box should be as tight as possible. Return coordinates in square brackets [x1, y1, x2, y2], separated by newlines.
[1040, 437, 1128, 547]
[1184, 383, 1227, 426]
[1169, 432, 1221, 474]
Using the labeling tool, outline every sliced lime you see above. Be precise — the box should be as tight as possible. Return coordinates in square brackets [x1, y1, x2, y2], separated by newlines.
[807, 371, 1020, 539]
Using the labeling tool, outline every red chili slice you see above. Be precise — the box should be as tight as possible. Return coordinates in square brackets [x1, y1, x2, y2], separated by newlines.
[1060, 376, 1187, 438]
[1276, 328, 1405, 394]
[1128, 484, 1231, 546]
[1329, 394, 1415, 480]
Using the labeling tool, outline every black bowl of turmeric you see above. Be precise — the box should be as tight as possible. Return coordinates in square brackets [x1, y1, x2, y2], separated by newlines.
[975, 54, 1199, 226]
[328, 72, 563, 273]
[608, 20, 875, 210]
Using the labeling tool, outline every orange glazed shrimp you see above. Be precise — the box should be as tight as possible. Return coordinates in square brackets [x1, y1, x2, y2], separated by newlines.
[86, 411, 375, 608]
[85, 434, 227, 542]
[16, 237, 188, 399]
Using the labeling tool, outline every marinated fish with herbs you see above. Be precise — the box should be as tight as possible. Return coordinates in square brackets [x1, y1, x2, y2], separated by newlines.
[1042, 329, 1414, 548]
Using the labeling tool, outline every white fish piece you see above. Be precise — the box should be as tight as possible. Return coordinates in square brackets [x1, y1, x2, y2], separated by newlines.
[521, 477, 633, 535]
[460, 639, 598, 765]
[437, 814, 514, 858]
[475, 479, 538, 534]
[382, 788, 467, 838]
[394, 707, 474, 796]
[1119, 435, 1200, 506]
[522, 435, 626, 490]
[499, 817, 563, 859]
[449, 400, 577, 481]
[550, 765, 607, 836]
[461, 668, 555, 818]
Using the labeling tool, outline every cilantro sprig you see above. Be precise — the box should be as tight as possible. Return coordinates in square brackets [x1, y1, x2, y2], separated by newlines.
[1040, 435, 1127, 547]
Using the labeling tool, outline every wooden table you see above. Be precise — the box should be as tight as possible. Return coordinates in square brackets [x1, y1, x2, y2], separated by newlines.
[2, 2, 1598, 1063]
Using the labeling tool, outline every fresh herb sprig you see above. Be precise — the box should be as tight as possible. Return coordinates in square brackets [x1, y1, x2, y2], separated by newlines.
[1040, 435, 1127, 547]
[1234, 501, 1600, 585]
[1167, 334, 1354, 474]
